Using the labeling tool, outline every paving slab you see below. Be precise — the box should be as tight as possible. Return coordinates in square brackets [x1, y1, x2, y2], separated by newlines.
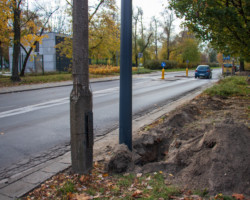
[42, 162, 70, 173]
[0, 180, 34, 198]
[0, 194, 12, 200]
[22, 171, 54, 185]
[58, 152, 71, 164]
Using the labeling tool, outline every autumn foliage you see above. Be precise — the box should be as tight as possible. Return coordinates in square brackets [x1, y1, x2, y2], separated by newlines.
[89, 65, 137, 75]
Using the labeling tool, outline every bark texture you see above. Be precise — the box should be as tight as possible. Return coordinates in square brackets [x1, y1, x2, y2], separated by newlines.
[11, 0, 21, 82]
[70, 0, 93, 174]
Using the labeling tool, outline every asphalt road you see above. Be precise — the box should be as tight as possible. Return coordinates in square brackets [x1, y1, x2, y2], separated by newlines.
[0, 69, 221, 169]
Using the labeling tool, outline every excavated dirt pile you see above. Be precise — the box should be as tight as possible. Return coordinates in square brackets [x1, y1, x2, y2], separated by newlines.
[108, 96, 250, 196]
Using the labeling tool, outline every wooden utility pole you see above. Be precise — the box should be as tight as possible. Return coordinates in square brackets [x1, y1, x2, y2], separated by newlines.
[70, 0, 93, 174]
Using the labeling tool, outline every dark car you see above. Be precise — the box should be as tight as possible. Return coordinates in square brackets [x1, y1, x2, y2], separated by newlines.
[195, 65, 212, 79]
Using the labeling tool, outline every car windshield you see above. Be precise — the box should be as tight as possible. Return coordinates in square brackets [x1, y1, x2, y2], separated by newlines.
[197, 66, 209, 70]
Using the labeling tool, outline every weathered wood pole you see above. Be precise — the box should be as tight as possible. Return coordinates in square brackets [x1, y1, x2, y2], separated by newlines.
[70, 0, 93, 174]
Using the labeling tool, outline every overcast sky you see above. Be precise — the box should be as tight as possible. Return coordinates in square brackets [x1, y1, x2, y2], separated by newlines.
[117, 0, 182, 34]
[28, 0, 183, 35]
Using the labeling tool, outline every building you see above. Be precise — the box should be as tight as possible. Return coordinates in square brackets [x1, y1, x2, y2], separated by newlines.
[9, 32, 71, 73]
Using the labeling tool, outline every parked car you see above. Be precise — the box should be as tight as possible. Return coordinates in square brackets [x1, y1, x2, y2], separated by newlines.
[195, 65, 212, 79]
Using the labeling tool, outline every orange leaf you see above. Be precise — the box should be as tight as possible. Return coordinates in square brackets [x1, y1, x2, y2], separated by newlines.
[75, 193, 92, 200]
[132, 190, 143, 198]
[79, 175, 86, 183]
[232, 193, 245, 200]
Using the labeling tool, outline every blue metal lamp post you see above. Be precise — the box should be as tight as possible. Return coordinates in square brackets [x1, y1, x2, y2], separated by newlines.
[119, 0, 133, 150]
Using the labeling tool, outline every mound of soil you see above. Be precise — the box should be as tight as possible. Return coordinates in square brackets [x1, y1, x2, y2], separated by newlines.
[107, 96, 250, 196]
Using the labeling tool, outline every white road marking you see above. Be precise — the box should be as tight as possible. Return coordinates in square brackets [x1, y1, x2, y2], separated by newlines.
[0, 77, 199, 119]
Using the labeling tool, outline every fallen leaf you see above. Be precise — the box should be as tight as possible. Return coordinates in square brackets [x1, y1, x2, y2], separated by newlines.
[136, 173, 142, 178]
[232, 193, 245, 200]
[75, 193, 92, 200]
[132, 190, 143, 198]
[102, 173, 109, 177]
[79, 175, 85, 183]
[146, 185, 153, 190]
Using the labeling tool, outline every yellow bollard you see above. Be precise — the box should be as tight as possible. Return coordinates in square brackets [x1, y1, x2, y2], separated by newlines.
[186, 67, 188, 77]
[162, 68, 165, 79]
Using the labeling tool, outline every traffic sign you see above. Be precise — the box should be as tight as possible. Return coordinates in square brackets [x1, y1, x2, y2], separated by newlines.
[223, 55, 230, 60]
[138, 53, 143, 58]
[161, 62, 166, 68]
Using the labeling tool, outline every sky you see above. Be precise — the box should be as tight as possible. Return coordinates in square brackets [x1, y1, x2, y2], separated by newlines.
[118, 0, 166, 22]
[116, 0, 183, 34]
[28, 0, 183, 35]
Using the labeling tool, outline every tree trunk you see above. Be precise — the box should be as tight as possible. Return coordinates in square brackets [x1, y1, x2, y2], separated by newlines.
[166, 30, 170, 60]
[0, 45, 3, 71]
[20, 46, 33, 76]
[240, 59, 245, 72]
[11, 1, 21, 82]
[70, 0, 93, 174]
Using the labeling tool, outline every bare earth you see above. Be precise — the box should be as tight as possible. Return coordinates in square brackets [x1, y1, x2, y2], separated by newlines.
[107, 95, 250, 196]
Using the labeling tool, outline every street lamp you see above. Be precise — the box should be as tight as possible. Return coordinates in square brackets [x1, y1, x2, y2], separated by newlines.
[119, 0, 133, 150]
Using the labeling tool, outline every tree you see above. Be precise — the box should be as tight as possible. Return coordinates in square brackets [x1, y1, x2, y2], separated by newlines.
[161, 10, 175, 60]
[208, 48, 217, 63]
[132, 7, 141, 67]
[0, 0, 11, 70]
[167, 29, 201, 64]
[182, 38, 201, 63]
[56, 0, 119, 65]
[169, 0, 250, 62]
[20, 7, 58, 76]
[11, 0, 22, 82]
[70, 0, 93, 174]
[151, 17, 159, 60]
[0, 0, 12, 45]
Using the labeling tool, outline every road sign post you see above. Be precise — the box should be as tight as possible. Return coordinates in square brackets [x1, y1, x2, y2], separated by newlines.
[186, 60, 189, 77]
[119, 0, 132, 150]
[161, 62, 166, 79]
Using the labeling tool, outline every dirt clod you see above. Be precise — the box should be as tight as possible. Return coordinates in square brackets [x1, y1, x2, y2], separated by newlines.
[107, 96, 250, 196]
[107, 144, 133, 173]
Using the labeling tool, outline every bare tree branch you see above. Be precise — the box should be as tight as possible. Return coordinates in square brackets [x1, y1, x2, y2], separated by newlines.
[89, 0, 105, 22]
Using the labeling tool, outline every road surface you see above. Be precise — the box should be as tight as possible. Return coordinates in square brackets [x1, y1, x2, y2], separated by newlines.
[0, 69, 221, 169]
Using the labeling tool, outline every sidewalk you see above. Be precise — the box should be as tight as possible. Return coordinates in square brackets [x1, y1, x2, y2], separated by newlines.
[0, 75, 207, 200]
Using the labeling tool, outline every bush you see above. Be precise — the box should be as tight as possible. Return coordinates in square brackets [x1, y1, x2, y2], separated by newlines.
[144, 60, 162, 70]
[144, 60, 178, 70]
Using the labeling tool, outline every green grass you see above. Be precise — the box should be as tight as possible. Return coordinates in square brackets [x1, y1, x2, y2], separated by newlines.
[57, 181, 76, 196]
[146, 173, 180, 199]
[133, 67, 154, 74]
[204, 76, 249, 97]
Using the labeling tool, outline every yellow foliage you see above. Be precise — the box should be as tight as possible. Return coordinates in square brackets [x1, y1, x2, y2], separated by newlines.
[89, 65, 123, 75]
[217, 53, 223, 64]
[0, 0, 12, 44]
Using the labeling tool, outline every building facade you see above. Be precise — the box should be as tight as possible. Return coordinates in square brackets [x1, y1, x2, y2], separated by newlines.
[9, 32, 71, 73]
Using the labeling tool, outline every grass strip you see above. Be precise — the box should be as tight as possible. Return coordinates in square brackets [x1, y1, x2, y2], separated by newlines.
[204, 76, 249, 97]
